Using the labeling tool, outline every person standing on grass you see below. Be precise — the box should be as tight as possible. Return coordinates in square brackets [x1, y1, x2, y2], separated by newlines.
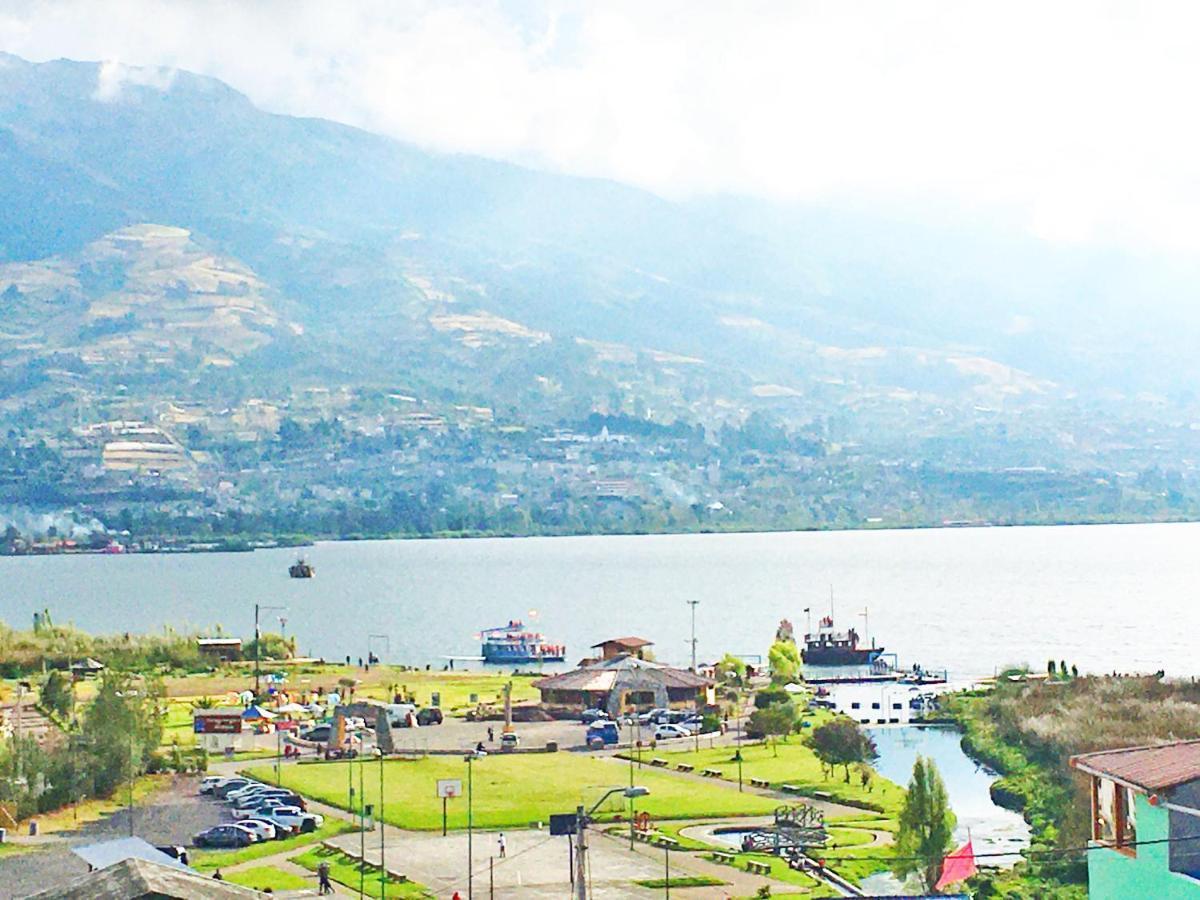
[498, 832, 506, 858]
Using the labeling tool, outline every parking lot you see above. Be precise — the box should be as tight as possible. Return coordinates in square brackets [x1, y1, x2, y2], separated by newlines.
[1, 775, 225, 898]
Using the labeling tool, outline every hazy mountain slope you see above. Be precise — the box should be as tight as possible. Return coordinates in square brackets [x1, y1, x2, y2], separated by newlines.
[0, 50, 1190, 419]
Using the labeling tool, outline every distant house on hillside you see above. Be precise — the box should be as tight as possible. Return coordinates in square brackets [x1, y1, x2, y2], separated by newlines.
[1070, 739, 1200, 898]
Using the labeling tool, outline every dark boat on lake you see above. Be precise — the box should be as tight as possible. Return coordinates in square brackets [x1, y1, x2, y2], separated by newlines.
[288, 558, 315, 579]
[802, 616, 883, 666]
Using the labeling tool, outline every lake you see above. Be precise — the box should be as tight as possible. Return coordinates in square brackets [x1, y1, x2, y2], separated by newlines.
[1, 522, 1198, 677]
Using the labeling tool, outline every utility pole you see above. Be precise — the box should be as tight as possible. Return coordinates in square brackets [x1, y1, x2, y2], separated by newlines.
[254, 603, 286, 696]
[379, 749, 386, 899]
[573, 804, 588, 900]
[687, 600, 699, 672]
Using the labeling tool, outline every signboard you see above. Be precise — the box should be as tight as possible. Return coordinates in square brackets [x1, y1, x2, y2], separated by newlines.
[549, 813, 577, 836]
[436, 779, 463, 799]
[194, 714, 243, 735]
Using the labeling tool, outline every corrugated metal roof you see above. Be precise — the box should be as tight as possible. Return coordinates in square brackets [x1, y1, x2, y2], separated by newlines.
[72, 836, 190, 872]
[1070, 739, 1200, 791]
[591, 636, 653, 648]
[534, 653, 711, 692]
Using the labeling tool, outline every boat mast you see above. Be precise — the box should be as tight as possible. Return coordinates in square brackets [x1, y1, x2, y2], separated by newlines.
[860, 607, 870, 648]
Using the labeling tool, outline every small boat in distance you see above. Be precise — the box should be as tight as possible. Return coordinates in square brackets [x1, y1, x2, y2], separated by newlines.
[801, 616, 883, 666]
[480, 621, 565, 664]
[288, 558, 315, 579]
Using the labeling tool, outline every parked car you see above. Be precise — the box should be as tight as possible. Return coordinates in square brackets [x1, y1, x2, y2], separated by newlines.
[213, 778, 252, 799]
[500, 732, 519, 752]
[679, 715, 704, 734]
[654, 724, 690, 741]
[194, 825, 255, 848]
[262, 806, 323, 834]
[637, 708, 670, 726]
[198, 776, 223, 795]
[300, 724, 332, 743]
[156, 845, 189, 865]
[236, 795, 307, 817]
[416, 707, 443, 726]
[234, 819, 277, 842]
[580, 708, 608, 724]
[586, 720, 620, 748]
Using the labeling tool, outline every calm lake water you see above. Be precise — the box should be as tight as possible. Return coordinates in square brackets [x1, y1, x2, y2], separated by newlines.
[868, 726, 1029, 859]
[1, 522, 1197, 677]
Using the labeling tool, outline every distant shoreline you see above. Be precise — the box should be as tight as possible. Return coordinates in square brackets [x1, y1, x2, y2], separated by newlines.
[5, 513, 1198, 559]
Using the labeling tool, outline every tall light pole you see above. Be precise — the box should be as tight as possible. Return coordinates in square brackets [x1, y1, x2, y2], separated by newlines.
[572, 786, 650, 900]
[686, 600, 699, 672]
[254, 603, 287, 695]
[378, 749, 386, 899]
[465, 749, 485, 899]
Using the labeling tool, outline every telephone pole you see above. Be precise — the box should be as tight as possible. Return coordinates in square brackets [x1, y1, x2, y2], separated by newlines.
[687, 600, 699, 672]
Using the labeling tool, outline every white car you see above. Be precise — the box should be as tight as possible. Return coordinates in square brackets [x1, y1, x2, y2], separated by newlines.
[199, 776, 224, 794]
[654, 724, 690, 741]
[264, 806, 323, 833]
[224, 784, 269, 802]
[235, 818, 278, 841]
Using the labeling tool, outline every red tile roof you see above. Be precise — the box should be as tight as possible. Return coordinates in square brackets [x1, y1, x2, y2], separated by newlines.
[1070, 740, 1200, 791]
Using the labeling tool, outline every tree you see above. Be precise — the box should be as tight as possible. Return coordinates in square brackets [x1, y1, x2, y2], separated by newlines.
[40, 669, 72, 720]
[810, 718, 878, 782]
[895, 756, 956, 892]
[747, 699, 796, 756]
[715, 653, 747, 685]
[80, 671, 164, 798]
[768, 640, 802, 685]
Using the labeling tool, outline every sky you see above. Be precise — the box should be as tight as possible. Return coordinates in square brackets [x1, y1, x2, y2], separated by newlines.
[2, 0, 1199, 254]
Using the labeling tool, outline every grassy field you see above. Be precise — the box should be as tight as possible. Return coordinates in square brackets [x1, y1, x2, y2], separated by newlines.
[292, 845, 434, 898]
[222, 865, 312, 891]
[191, 819, 355, 870]
[644, 739, 904, 817]
[19, 774, 166, 835]
[247, 754, 782, 830]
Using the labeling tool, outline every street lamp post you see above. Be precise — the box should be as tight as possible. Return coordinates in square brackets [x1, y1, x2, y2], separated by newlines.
[254, 603, 287, 695]
[572, 786, 650, 900]
[465, 749, 485, 899]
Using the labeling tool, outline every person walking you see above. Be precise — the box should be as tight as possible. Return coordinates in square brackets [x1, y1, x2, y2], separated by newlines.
[487, 726, 494, 743]
[317, 859, 333, 895]
[498, 832, 507, 858]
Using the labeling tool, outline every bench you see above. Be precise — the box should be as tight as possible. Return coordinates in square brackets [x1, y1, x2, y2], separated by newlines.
[650, 758, 669, 767]
[746, 860, 772, 876]
[780, 783, 803, 794]
[749, 777, 771, 789]
[812, 790, 833, 800]
[701, 768, 722, 778]
[676, 763, 694, 773]
[655, 836, 680, 848]
[710, 852, 736, 866]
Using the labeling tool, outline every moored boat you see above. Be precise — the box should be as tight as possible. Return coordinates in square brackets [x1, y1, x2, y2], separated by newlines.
[481, 621, 565, 664]
[801, 616, 883, 666]
[288, 558, 315, 578]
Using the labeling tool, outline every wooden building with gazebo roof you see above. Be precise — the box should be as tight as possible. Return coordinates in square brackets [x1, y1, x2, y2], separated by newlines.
[534, 653, 712, 717]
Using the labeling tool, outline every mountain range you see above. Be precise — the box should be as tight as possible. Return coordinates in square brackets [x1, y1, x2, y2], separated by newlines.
[2, 51, 1198, 445]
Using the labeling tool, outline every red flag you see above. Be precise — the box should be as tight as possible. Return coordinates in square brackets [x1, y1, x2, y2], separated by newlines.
[935, 840, 978, 890]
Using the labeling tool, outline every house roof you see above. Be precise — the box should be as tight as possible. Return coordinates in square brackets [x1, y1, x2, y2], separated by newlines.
[1070, 740, 1200, 791]
[30, 857, 259, 899]
[72, 836, 189, 873]
[535, 653, 711, 693]
[590, 636, 653, 649]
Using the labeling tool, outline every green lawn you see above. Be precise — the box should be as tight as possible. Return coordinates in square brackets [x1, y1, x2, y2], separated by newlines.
[644, 739, 904, 817]
[635, 875, 726, 888]
[222, 865, 311, 891]
[292, 845, 434, 898]
[247, 754, 781, 830]
[191, 819, 355, 870]
[372, 671, 541, 713]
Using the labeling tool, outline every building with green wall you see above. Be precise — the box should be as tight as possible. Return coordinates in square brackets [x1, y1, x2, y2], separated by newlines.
[1071, 740, 1200, 899]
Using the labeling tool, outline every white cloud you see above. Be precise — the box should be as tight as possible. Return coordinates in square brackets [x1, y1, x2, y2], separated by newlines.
[3, 1, 1200, 253]
[93, 59, 176, 101]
